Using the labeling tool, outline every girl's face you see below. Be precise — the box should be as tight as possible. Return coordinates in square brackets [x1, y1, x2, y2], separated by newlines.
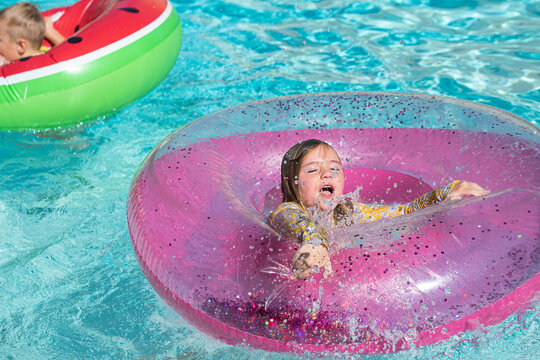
[297, 145, 345, 210]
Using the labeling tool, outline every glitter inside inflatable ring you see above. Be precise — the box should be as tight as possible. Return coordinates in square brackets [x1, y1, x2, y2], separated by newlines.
[127, 92, 539, 354]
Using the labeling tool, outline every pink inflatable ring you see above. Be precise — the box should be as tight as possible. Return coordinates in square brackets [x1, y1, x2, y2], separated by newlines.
[127, 92, 539, 354]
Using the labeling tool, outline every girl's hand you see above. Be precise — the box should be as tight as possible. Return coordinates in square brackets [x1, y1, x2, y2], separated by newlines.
[447, 181, 489, 200]
[291, 243, 333, 280]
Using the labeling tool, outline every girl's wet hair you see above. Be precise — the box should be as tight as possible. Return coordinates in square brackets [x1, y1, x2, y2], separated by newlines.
[280, 139, 353, 224]
[280, 139, 328, 205]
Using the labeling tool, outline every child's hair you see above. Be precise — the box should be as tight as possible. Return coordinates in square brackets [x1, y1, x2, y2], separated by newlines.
[280, 139, 328, 205]
[280, 139, 354, 224]
[0, 2, 45, 50]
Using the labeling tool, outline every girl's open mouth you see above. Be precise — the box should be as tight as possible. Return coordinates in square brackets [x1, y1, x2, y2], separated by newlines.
[320, 185, 334, 197]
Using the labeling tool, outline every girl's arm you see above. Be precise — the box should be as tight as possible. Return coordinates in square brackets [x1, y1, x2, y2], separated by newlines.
[446, 181, 488, 200]
[353, 180, 487, 223]
[270, 202, 332, 279]
[270, 202, 329, 248]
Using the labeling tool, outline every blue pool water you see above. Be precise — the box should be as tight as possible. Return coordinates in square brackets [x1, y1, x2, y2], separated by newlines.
[0, 0, 538, 359]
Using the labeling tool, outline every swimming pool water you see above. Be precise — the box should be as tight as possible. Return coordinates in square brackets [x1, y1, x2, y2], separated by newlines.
[0, 0, 538, 359]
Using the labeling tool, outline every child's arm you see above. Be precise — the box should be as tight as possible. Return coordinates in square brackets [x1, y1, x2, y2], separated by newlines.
[44, 16, 65, 46]
[446, 180, 488, 200]
[290, 243, 332, 280]
[270, 202, 333, 279]
[354, 180, 488, 222]
[270, 202, 329, 248]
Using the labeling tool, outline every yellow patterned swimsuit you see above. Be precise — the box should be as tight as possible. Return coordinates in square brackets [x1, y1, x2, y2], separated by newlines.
[270, 180, 460, 248]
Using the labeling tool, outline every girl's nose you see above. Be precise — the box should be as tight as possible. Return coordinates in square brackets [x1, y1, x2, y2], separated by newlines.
[321, 167, 332, 179]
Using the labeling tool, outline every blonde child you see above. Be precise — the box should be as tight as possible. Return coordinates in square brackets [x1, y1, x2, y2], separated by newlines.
[270, 139, 488, 280]
[0, 2, 65, 65]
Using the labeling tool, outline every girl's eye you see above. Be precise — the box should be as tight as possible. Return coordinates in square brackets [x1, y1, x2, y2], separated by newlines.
[307, 169, 318, 174]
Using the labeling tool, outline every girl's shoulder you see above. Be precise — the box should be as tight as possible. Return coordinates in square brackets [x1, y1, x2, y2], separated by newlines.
[270, 202, 304, 220]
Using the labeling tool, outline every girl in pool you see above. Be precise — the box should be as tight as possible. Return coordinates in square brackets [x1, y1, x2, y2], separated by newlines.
[270, 139, 488, 280]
